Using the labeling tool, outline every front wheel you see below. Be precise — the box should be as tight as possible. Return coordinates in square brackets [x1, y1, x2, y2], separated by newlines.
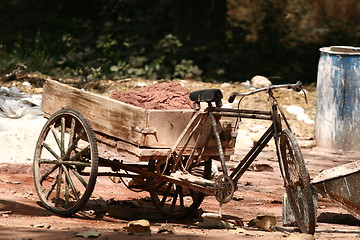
[279, 129, 316, 234]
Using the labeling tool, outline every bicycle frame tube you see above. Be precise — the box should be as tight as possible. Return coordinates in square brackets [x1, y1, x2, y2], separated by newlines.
[209, 112, 228, 176]
[210, 93, 284, 186]
[230, 125, 274, 183]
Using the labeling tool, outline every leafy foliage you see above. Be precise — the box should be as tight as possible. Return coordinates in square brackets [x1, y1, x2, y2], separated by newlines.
[0, 0, 359, 83]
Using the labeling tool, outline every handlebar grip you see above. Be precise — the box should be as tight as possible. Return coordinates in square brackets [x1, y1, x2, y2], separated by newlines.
[228, 94, 236, 103]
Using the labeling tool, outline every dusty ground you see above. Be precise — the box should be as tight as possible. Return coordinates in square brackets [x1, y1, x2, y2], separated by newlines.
[1, 149, 360, 240]
[1, 75, 360, 239]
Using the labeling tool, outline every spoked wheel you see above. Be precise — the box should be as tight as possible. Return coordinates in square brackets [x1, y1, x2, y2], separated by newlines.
[279, 129, 316, 234]
[33, 109, 98, 216]
[149, 157, 212, 219]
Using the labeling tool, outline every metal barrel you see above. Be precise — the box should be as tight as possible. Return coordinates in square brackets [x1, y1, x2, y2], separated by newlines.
[316, 46, 360, 151]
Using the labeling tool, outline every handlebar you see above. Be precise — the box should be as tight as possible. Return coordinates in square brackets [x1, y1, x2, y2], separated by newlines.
[228, 81, 303, 103]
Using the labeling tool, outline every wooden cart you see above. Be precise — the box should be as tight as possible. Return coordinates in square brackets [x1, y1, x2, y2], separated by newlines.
[33, 80, 237, 218]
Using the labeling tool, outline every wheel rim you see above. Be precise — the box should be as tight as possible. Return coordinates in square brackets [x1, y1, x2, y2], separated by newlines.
[149, 158, 211, 219]
[280, 130, 315, 234]
[33, 109, 98, 216]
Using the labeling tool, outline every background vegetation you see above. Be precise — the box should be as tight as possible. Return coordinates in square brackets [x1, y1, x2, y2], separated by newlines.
[0, 0, 359, 83]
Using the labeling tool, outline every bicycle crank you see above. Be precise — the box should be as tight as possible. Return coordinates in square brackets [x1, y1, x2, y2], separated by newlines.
[213, 174, 235, 204]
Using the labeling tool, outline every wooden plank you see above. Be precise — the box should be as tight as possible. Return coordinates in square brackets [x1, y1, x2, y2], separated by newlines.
[96, 132, 234, 162]
[42, 80, 237, 150]
[42, 80, 148, 146]
[144, 109, 202, 148]
[144, 110, 236, 148]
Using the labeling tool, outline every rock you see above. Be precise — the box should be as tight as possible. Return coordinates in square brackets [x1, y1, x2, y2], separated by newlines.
[75, 229, 101, 238]
[135, 82, 148, 88]
[287, 232, 315, 240]
[32, 224, 51, 229]
[198, 218, 235, 229]
[201, 212, 222, 219]
[227, 219, 244, 227]
[249, 164, 274, 172]
[220, 82, 231, 88]
[240, 80, 251, 89]
[257, 215, 277, 225]
[109, 176, 121, 183]
[198, 213, 235, 229]
[22, 81, 31, 90]
[250, 75, 272, 88]
[157, 224, 176, 234]
[285, 105, 314, 124]
[127, 219, 151, 236]
[8, 86, 21, 96]
[248, 215, 277, 231]
[0, 210, 12, 217]
[0, 86, 10, 94]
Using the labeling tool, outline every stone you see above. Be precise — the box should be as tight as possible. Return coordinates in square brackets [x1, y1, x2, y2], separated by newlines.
[198, 213, 235, 229]
[287, 233, 315, 240]
[127, 219, 151, 236]
[157, 224, 176, 234]
[250, 75, 272, 88]
[248, 215, 277, 231]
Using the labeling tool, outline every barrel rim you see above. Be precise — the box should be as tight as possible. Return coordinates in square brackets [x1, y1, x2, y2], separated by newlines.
[320, 46, 360, 55]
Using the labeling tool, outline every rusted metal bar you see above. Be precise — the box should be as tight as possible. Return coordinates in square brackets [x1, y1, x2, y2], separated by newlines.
[230, 125, 274, 183]
[99, 158, 214, 196]
[312, 161, 360, 219]
[215, 112, 272, 120]
[209, 113, 228, 176]
[211, 107, 272, 115]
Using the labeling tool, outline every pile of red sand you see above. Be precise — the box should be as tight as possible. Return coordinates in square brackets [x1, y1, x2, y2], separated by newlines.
[110, 82, 193, 110]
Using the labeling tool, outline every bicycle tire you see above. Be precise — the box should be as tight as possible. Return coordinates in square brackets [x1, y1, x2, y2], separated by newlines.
[279, 129, 316, 234]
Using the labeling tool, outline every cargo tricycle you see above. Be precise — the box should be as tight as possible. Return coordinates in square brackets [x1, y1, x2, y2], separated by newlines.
[33, 80, 316, 234]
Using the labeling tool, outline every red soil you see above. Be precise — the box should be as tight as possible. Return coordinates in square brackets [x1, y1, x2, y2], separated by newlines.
[110, 82, 193, 109]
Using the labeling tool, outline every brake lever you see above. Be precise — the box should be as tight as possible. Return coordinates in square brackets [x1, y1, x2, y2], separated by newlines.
[292, 81, 302, 92]
[290, 81, 307, 104]
[301, 88, 308, 104]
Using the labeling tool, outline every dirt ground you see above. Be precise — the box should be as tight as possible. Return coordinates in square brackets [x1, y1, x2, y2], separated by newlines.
[1, 148, 360, 240]
[1, 76, 360, 239]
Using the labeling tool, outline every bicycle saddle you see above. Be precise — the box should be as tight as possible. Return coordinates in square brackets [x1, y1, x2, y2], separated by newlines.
[189, 89, 223, 108]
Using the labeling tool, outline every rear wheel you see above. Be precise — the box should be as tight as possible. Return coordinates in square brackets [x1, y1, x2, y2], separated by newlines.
[279, 129, 316, 234]
[149, 157, 212, 219]
[33, 109, 98, 216]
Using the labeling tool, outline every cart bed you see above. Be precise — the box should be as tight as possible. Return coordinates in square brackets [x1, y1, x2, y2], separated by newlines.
[42, 80, 235, 156]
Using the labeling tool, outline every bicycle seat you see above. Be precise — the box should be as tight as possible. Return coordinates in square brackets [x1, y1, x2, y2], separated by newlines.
[189, 89, 223, 108]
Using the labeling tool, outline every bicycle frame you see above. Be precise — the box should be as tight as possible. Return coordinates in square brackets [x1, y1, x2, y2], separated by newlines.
[121, 81, 305, 201]
[208, 87, 285, 186]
